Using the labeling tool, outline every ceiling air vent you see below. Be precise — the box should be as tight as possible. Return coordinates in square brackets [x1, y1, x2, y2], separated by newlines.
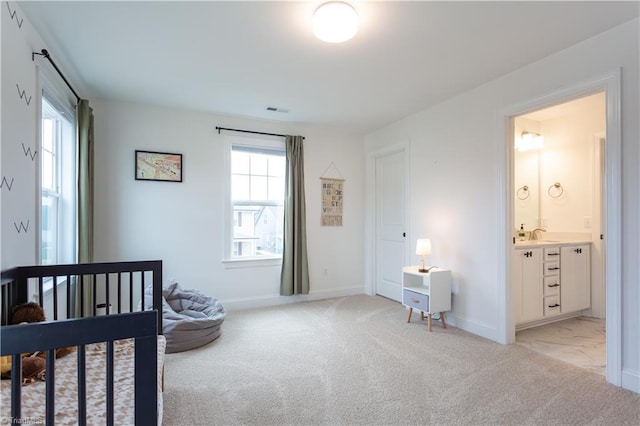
[266, 106, 289, 113]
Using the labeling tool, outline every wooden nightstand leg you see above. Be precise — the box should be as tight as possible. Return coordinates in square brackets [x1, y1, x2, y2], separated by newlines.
[420, 311, 424, 321]
[440, 312, 447, 329]
[427, 314, 432, 331]
[406, 307, 413, 323]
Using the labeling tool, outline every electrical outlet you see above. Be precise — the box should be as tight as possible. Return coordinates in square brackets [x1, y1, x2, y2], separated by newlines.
[584, 217, 592, 229]
[541, 218, 548, 227]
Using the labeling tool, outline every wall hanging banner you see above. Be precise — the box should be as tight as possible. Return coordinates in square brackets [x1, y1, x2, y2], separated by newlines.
[321, 178, 344, 226]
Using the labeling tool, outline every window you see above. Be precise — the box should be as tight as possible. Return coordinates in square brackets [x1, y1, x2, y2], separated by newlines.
[230, 143, 285, 260]
[40, 91, 76, 266]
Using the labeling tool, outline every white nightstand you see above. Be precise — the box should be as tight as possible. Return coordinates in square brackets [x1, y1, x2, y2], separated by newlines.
[402, 266, 452, 331]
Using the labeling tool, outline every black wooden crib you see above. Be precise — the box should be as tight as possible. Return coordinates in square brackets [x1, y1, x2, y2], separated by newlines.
[0, 260, 165, 425]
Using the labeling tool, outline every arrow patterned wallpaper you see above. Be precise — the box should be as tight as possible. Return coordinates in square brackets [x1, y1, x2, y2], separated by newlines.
[2, 1, 40, 268]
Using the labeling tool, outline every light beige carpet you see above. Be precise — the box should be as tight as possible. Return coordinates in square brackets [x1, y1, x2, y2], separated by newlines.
[162, 295, 639, 425]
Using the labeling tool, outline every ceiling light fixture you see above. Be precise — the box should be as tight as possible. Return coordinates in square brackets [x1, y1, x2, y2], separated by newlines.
[313, 1, 358, 43]
[516, 131, 545, 152]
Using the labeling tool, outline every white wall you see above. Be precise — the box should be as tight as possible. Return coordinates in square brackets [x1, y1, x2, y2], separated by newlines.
[1, 2, 39, 268]
[1, 2, 78, 270]
[92, 99, 365, 309]
[364, 19, 639, 392]
[539, 93, 605, 233]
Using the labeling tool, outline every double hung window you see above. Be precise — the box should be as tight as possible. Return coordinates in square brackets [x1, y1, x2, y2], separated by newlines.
[230, 142, 285, 259]
[40, 90, 76, 266]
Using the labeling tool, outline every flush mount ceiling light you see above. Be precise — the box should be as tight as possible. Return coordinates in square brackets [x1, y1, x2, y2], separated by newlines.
[313, 1, 358, 43]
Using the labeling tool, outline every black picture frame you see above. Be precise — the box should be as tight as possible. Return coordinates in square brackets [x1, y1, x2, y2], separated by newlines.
[135, 150, 183, 182]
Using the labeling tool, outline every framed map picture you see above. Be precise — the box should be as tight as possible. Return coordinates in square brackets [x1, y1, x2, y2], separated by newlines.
[135, 150, 183, 182]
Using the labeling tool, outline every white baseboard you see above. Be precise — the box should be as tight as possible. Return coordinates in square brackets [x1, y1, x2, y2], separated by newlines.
[621, 368, 640, 394]
[221, 286, 365, 311]
[453, 315, 499, 342]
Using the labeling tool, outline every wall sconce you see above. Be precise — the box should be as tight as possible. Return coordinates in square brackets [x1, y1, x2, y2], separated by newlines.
[313, 1, 359, 43]
[516, 131, 545, 152]
[416, 238, 432, 273]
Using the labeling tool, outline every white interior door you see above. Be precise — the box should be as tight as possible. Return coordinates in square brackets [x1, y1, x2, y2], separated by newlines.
[375, 150, 406, 301]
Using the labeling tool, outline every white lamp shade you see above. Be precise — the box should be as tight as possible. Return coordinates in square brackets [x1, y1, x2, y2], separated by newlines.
[313, 2, 358, 43]
[416, 239, 432, 256]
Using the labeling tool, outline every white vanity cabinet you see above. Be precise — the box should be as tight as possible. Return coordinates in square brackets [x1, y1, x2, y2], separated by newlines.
[560, 244, 591, 313]
[514, 241, 592, 329]
[513, 248, 543, 324]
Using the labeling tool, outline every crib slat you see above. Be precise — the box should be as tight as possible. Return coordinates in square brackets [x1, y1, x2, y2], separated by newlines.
[153, 266, 163, 334]
[66, 274, 72, 319]
[107, 341, 114, 426]
[80, 275, 85, 317]
[10, 354, 22, 421]
[38, 277, 44, 307]
[78, 345, 87, 426]
[52, 276, 59, 320]
[46, 349, 56, 425]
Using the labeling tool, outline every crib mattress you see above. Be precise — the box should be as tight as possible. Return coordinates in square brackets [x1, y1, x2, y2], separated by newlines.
[0, 335, 166, 425]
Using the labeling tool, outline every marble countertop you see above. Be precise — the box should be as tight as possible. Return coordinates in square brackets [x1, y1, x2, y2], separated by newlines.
[514, 239, 592, 248]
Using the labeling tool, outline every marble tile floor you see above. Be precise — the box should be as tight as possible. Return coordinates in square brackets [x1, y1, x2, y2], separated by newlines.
[515, 316, 605, 376]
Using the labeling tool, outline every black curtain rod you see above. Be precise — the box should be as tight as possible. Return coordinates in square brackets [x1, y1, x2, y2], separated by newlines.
[32, 49, 81, 103]
[216, 126, 304, 140]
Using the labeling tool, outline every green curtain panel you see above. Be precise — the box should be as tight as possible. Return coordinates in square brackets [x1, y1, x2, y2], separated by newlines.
[76, 99, 95, 317]
[280, 135, 310, 295]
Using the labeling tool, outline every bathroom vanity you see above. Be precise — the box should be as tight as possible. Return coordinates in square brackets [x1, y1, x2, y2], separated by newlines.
[513, 240, 591, 330]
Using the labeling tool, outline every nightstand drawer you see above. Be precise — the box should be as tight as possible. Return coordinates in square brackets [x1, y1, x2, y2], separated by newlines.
[403, 289, 429, 311]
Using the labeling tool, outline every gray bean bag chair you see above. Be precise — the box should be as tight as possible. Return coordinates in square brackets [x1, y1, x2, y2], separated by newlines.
[143, 282, 226, 353]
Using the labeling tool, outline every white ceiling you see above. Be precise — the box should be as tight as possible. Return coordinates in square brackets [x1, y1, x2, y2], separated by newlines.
[18, 1, 639, 134]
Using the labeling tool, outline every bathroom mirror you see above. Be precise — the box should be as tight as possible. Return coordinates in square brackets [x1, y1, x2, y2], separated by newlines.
[514, 148, 540, 231]
[514, 120, 541, 231]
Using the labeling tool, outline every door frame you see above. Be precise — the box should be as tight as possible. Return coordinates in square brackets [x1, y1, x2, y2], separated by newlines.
[364, 140, 410, 297]
[589, 131, 606, 319]
[497, 70, 622, 385]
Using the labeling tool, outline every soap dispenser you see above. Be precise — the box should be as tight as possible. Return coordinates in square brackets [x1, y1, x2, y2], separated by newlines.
[518, 224, 526, 241]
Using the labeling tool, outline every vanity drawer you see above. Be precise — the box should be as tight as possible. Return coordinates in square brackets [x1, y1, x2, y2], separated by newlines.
[403, 289, 429, 312]
[544, 276, 560, 296]
[544, 261, 560, 276]
[544, 295, 561, 316]
[544, 247, 561, 261]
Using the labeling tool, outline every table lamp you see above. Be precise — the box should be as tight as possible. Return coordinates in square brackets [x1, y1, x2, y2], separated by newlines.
[416, 238, 432, 273]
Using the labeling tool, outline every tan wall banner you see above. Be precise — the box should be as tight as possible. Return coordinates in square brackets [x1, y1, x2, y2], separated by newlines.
[321, 178, 344, 226]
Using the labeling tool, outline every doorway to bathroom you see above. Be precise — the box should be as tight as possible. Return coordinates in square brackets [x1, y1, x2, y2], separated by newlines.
[512, 92, 606, 374]
[500, 70, 622, 386]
